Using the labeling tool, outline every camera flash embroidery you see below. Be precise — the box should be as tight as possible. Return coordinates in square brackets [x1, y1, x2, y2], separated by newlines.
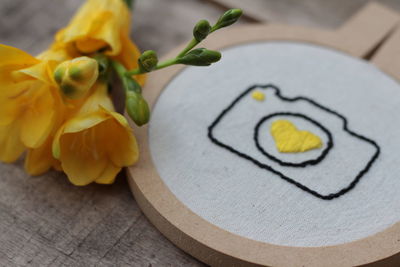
[271, 120, 323, 153]
[251, 90, 265, 101]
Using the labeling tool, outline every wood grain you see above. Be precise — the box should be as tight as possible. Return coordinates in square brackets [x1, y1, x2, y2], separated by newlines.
[1, 0, 400, 266]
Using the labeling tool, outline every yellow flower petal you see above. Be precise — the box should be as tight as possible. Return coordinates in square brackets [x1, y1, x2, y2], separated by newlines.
[105, 112, 138, 166]
[24, 136, 57, 175]
[0, 43, 67, 173]
[0, 44, 64, 153]
[0, 123, 25, 163]
[95, 163, 121, 184]
[37, 42, 74, 62]
[0, 44, 38, 68]
[60, 130, 108, 186]
[56, 0, 130, 55]
[107, 109, 129, 127]
[0, 81, 32, 126]
[77, 82, 114, 114]
[20, 87, 55, 148]
[19, 61, 52, 84]
[76, 38, 109, 54]
[63, 112, 108, 134]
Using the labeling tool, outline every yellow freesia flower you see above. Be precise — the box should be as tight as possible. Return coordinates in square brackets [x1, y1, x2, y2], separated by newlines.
[55, 0, 145, 85]
[23, 49, 91, 175]
[0, 44, 64, 163]
[52, 82, 139, 185]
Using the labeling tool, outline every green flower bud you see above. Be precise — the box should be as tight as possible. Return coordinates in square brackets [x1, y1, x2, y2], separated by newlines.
[126, 91, 150, 126]
[193, 20, 211, 42]
[138, 50, 158, 72]
[93, 54, 109, 76]
[177, 48, 221, 66]
[93, 54, 111, 83]
[122, 75, 142, 94]
[214, 9, 242, 30]
[54, 57, 99, 99]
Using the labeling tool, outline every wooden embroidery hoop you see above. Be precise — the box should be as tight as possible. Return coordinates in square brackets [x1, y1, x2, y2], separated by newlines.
[126, 3, 400, 266]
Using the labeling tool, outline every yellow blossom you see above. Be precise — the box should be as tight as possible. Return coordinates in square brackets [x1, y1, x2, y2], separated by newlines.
[23, 48, 88, 175]
[0, 44, 64, 163]
[52, 82, 139, 185]
[55, 0, 145, 85]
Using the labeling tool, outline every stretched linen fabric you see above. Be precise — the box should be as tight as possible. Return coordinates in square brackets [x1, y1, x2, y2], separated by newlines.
[148, 41, 400, 247]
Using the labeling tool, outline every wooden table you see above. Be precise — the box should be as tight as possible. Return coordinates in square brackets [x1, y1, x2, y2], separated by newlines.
[1, 0, 400, 266]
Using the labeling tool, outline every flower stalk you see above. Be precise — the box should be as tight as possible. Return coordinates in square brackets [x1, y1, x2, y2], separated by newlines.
[112, 60, 150, 126]
[125, 8, 242, 77]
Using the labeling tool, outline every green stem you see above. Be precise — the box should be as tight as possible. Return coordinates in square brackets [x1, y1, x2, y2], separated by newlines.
[111, 60, 126, 80]
[125, 68, 141, 76]
[156, 58, 178, 69]
[125, 58, 178, 76]
[177, 38, 199, 58]
[210, 25, 218, 33]
[111, 60, 141, 93]
[125, 38, 201, 76]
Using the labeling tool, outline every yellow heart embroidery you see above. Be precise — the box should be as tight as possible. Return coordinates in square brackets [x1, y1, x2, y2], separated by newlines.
[270, 120, 323, 153]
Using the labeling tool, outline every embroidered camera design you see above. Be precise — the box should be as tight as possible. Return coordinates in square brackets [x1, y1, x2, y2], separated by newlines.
[207, 84, 380, 200]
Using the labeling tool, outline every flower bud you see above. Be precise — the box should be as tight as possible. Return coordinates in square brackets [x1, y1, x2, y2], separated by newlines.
[126, 91, 150, 126]
[177, 48, 221, 66]
[193, 20, 211, 42]
[93, 54, 109, 76]
[54, 56, 99, 99]
[138, 50, 158, 72]
[214, 9, 242, 30]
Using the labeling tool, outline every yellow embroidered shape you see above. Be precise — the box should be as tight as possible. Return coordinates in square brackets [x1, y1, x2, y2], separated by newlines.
[251, 90, 265, 101]
[270, 120, 323, 153]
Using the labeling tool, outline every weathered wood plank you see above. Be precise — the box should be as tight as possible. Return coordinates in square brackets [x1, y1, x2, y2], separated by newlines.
[1, 0, 400, 266]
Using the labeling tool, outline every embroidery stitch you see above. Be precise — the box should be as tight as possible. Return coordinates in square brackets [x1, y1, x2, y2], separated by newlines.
[207, 84, 381, 200]
[270, 119, 323, 153]
[251, 90, 265, 101]
[254, 113, 332, 167]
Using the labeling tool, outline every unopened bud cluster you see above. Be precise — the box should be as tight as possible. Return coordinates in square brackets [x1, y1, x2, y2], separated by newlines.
[54, 57, 99, 99]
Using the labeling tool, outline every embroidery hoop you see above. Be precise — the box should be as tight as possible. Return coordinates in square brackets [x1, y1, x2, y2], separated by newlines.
[126, 3, 400, 266]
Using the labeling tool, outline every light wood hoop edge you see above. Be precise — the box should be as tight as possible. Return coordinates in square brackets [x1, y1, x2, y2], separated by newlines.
[127, 20, 400, 267]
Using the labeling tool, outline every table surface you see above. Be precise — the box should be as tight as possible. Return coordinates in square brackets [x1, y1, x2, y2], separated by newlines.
[1, 0, 400, 266]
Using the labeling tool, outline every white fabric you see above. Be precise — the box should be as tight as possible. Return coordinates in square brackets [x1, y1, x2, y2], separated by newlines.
[149, 42, 400, 247]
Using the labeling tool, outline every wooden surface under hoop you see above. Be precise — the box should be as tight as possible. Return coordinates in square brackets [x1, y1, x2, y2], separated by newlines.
[126, 3, 400, 266]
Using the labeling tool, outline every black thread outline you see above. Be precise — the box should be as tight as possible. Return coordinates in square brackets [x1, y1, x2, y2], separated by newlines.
[254, 112, 333, 167]
[207, 84, 381, 200]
